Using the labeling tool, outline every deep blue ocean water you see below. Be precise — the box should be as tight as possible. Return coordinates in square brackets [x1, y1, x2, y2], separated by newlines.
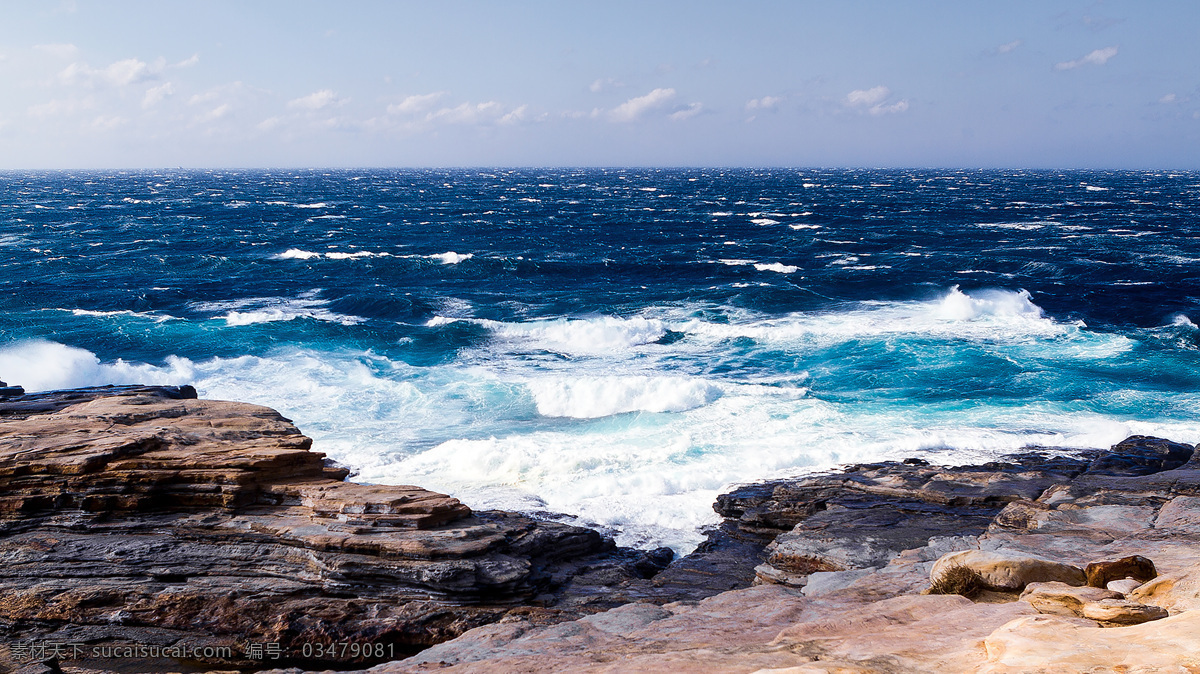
[3, 168, 1199, 551]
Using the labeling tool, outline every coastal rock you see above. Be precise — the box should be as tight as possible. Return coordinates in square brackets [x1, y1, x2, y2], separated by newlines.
[737, 454, 1091, 588]
[0, 386, 682, 670]
[1018, 581, 1120, 617]
[981, 611, 1200, 672]
[1128, 565, 1200, 612]
[1085, 435, 1195, 476]
[1085, 554, 1157, 588]
[931, 550, 1086, 591]
[1105, 578, 1143, 594]
[1078, 598, 1168, 625]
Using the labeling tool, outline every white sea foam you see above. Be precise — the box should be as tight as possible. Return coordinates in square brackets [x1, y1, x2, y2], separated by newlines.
[754, 262, 799, 273]
[1171, 314, 1197, 329]
[0, 341, 195, 392]
[477, 315, 667, 354]
[528, 376, 722, 418]
[428, 251, 473, 264]
[277, 248, 322, 260]
[326, 251, 385, 260]
[293, 202, 330, 209]
[751, 218, 781, 225]
[66, 309, 176, 323]
[8, 331, 1200, 555]
[1085, 185, 1109, 192]
[190, 294, 365, 326]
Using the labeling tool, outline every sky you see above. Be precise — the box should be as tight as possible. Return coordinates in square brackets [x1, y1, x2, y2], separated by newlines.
[1, 0, 1198, 169]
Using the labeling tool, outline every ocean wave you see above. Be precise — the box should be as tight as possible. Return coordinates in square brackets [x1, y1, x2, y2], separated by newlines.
[65, 308, 177, 323]
[9, 338, 1200, 554]
[754, 262, 798, 273]
[472, 315, 668, 354]
[528, 375, 722, 418]
[0, 341, 195, 392]
[190, 294, 365, 326]
[277, 248, 322, 260]
[427, 251, 473, 264]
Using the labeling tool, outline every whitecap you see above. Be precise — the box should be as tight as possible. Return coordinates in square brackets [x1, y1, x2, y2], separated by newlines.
[527, 375, 722, 418]
[754, 262, 799, 274]
[427, 251, 473, 264]
[276, 248, 322, 260]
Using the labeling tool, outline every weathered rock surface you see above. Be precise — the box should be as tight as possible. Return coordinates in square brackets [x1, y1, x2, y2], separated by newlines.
[981, 611, 1200, 672]
[932, 550, 1086, 591]
[1019, 581, 1120, 617]
[0, 386, 679, 672]
[370, 435, 1200, 673]
[1085, 554, 1157, 588]
[7, 387, 1200, 674]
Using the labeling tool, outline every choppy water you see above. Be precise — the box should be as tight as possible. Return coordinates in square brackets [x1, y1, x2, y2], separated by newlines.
[3, 168, 1199, 552]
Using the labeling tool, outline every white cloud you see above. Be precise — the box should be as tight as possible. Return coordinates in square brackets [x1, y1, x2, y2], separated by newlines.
[997, 40, 1022, 54]
[197, 103, 231, 123]
[87, 115, 126, 131]
[1055, 46, 1118, 70]
[870, 100, 909, 115]
[173, 54, 200, 68]
[288, 89, 345, 110]
[27, 98, 87, 118]
[498, 105, 529, 125]
[60, 58, 156, 87]
[589, 77, 623, 93]
[609, 88, 676, 122]
[386, 92, 446, 115]
[427, 101, 503, 124]
[669, 102, 703, 121]
[34, 43, 79, 59]
[142, 82, 174, 109]
[846, 86, 891, 107]
[845, 86, 909, 116]
[745, 96, 781, 111]
[1160, 93, 1177, 104]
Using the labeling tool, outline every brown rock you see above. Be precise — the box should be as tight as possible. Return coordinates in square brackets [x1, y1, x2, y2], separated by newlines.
[1018, 581, 1120, 617]
[1078, 598, 1169, 625]
[931, 550, 1086, 591]
[1085, 555, 1157, 588]
[982, 611, 1200, 671]
[0, 386, 656, 670]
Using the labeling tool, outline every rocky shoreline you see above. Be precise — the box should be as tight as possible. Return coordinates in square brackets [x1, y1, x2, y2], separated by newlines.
[3, 386, 1199, 673]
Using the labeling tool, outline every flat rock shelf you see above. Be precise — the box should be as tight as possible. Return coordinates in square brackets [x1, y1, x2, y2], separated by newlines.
[4, 386, 1200, 673]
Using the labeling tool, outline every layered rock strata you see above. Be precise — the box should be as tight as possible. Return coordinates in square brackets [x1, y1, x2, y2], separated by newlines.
[375, 437, 1200, 673]
[0, 386, 678, 672]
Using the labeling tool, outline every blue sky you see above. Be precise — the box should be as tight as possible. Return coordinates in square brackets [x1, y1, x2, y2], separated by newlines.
[1, 0, 1197, 168]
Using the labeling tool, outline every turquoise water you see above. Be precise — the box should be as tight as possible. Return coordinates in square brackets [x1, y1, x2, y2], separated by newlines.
[2, 168, 1199, 551]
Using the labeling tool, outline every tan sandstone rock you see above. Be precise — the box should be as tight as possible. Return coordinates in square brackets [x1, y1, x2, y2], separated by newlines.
[981, 611, 1200, 672]
[931, 550, 1086, 591]
[1018, 581, 1120, 617]
[1128, 565, 1200, 612]
[1078, 598, 1168, 625]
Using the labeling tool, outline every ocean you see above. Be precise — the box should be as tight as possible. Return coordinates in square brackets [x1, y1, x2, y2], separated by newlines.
[2, 167, 1199, 553]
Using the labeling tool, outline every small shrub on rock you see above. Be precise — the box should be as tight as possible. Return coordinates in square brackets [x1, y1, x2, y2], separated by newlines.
[929, 564, 985, 598]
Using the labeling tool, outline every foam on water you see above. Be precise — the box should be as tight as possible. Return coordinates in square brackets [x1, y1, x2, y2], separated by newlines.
[528, 375, 722, 418]
[428, 251, 473, 264]
[7, 315, 1200, 554]
[190, 294, 365, 326]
